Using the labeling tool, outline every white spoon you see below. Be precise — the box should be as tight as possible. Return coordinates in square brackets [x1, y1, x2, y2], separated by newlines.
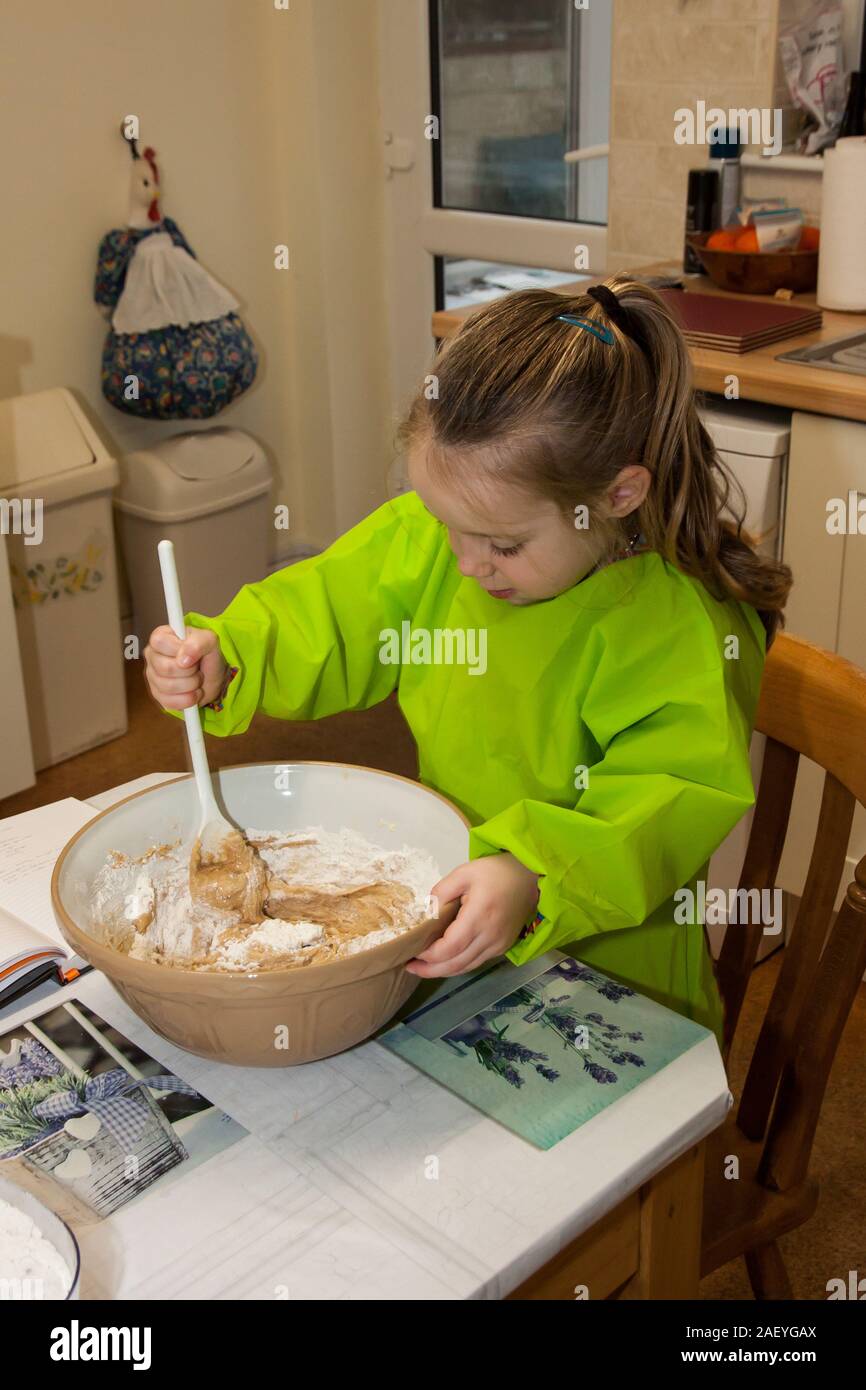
[157, 540, 267, 920]
[157, 539, 236, 856]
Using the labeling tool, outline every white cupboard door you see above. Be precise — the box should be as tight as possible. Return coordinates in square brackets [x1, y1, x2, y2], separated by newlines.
[780, 410, 866, 906]
[0, 533, 36, 799]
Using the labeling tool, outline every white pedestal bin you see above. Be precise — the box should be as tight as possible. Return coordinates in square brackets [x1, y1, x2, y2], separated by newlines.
[0, 388, 127, 770]
[114, 428, 272, 645]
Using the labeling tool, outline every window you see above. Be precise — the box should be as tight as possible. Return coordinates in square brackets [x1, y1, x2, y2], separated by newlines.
[430, 0, 609, 223]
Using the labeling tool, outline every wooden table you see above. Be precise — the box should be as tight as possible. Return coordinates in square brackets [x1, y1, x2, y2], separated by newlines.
[0, 775, 729, 1300]
[509, 1141, 706, 1299]
[433, 264, 866, 424]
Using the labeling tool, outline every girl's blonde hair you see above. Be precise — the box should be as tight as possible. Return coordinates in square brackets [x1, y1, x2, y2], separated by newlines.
[397, 275, 792, 642]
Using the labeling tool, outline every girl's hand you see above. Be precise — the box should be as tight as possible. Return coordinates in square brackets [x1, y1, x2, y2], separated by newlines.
[405, 853, 540, 978]
[143, 625, 228, 710]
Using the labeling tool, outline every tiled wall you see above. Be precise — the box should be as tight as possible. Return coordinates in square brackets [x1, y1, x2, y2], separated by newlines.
[606, 0, 823, 271]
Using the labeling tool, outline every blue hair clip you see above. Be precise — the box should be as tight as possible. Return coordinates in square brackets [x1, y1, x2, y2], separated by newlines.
[557, 313, 615, 345]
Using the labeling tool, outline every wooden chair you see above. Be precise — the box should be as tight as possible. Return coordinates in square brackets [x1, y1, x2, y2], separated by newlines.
[703, 632, 866, 1299]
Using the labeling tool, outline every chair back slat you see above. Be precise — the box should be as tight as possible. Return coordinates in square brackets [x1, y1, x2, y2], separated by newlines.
[716, 737, 799, 1056]
[716, 633, 866, 1199]
[737, 771, 855, 1141]
[759, 860, 866, 1192]
[753, 636, 866, 806]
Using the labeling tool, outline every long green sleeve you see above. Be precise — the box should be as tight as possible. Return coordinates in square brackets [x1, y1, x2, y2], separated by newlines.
[169, 490, 450, 736]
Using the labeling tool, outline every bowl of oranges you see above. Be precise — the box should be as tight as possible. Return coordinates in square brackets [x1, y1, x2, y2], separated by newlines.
[687, 225, 819, 295]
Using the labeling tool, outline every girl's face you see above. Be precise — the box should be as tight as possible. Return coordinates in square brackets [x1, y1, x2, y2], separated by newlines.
[407, 444, 605, 605]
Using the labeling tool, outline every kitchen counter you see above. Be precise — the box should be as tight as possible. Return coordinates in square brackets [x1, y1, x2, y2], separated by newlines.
[1, 774, 731, 1301]
[432, 265, 866, 424]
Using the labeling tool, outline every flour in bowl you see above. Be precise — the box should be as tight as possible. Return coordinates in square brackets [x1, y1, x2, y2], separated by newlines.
[88, 826, 440, 972]
[0, 1196, 73, 1299]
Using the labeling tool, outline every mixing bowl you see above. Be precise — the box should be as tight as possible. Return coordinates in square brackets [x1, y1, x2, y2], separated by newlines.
[51, 762, 470, 1067]
[0, 1175, 81, 1299]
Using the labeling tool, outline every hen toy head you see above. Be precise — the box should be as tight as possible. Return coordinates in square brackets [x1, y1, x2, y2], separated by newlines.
[127, 143, 161, 228]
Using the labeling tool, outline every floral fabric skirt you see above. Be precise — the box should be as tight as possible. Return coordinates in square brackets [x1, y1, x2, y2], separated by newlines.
[101, 312, 258, 419]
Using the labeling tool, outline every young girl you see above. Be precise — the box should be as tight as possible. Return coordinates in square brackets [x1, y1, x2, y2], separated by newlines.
[144, 276, 791, 1047]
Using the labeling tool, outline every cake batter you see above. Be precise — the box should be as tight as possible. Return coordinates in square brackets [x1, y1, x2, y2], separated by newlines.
[89, 826, 439, 972]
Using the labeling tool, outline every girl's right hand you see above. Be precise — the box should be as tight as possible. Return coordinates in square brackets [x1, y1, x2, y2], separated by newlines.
[143, 625, 228, 710]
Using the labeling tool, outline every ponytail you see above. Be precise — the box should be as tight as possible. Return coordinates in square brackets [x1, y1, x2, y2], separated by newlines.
[609, 278, 792, 642]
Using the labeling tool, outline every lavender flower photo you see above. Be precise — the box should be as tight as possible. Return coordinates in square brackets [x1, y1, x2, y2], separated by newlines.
[380, 951, 710, 1148]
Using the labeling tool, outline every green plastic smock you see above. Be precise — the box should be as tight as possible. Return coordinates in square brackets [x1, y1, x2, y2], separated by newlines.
[171, 489, 766, 1047]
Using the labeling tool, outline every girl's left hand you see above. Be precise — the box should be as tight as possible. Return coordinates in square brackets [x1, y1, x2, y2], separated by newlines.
[405, 853, 540, 979]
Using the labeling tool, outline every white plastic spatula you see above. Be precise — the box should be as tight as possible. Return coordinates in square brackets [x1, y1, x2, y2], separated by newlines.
[157, 540, 269, 921]
[157, 538, 237, 859]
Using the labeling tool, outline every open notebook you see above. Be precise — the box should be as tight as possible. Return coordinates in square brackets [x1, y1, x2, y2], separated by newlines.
[0, 798, 97, 1006]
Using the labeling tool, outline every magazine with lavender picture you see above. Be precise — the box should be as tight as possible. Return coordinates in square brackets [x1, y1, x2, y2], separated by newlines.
[0, 999, 247, 1230]
[378, 950, 711, 1149]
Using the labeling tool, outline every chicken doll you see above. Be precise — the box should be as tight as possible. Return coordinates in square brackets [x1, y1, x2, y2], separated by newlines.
[94, 137, 258, 419]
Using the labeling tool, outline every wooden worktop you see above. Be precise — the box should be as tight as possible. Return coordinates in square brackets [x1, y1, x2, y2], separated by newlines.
[432, 263, 866, 424]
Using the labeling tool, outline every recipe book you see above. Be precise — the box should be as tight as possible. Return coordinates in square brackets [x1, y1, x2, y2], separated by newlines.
[0, 798, 97, 1006]
[378, 950, 711, 1149]
[658, 288, 822, 353]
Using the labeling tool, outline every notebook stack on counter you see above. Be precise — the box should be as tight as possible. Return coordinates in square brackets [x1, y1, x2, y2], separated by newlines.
[659, 288, 822, 354]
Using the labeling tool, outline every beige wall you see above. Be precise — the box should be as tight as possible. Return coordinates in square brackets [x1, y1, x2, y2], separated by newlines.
[0, 0, 390, 557]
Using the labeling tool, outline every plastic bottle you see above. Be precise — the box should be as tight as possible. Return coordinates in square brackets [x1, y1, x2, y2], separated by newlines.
[709, 127, 743, 229]
[683, 168, 719, 274]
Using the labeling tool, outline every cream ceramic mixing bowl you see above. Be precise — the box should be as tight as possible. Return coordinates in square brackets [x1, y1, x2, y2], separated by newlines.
[51, 762, 470, 1067]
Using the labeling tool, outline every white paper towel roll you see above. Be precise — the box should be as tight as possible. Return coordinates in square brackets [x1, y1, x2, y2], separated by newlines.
[817, 136, 866, 312]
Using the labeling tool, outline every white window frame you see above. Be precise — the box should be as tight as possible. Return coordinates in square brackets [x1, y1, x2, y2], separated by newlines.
[377, 0, 610, 420]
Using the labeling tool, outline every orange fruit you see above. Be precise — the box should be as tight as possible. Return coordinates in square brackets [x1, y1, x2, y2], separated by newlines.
[706, 229, 739, 250]
[798, 225, 820, 251]
[734, 227, 759, 253]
